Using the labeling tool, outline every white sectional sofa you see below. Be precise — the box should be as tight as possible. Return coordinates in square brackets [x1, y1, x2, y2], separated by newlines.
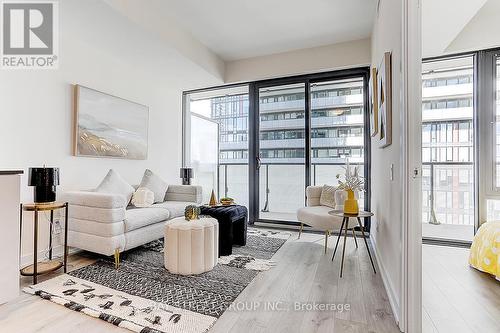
[62, 185, 202, 266]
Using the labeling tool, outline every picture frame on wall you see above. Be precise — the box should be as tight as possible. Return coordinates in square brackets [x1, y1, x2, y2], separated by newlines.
[377, 52, 392, 148]
[369, 67, 378, 137]
[73, 85, 149, 159]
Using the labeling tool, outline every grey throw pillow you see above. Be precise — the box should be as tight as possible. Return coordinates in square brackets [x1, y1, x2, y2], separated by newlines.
[139, 169, 168, 203]
[96, 169, 135, 204]
[320, 184, 336, 208]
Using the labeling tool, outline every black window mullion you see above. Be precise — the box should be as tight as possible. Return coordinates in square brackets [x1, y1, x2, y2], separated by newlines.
[248, 82, 258, 225]
[305, 79, 311, 204]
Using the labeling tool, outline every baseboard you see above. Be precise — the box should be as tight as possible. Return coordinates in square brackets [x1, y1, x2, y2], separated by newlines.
[370, 234, 401, 329]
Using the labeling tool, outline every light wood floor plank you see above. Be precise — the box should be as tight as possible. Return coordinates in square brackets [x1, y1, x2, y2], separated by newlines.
[422, 244, 500, 333]
[0, 229, 399, 333]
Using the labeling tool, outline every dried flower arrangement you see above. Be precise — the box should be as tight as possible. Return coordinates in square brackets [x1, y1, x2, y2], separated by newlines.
[336, 160, 365, 192]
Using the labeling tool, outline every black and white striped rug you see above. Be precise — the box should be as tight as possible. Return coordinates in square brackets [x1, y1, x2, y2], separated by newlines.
[24, 229, 289, 333]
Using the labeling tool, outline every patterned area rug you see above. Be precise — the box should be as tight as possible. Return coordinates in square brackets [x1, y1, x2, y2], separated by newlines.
[24, 228, 289, 333]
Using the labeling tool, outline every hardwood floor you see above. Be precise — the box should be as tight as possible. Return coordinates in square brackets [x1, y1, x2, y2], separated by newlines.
[0, 229, 399, 333]
[422, 245, 500, 333]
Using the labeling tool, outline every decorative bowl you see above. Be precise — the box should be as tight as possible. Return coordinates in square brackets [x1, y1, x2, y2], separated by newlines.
[220, 197, 234, 206]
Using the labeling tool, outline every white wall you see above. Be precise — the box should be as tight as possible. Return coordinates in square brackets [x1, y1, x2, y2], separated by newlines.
[369, 0, 403, 325]
[0, 0, 222, 262]
[225, 38, 371, 83]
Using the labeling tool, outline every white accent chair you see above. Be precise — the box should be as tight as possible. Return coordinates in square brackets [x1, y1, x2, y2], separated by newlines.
[297, 186, 357, 253]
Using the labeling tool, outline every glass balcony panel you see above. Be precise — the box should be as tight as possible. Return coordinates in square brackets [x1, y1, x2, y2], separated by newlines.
[259, 164, 305, 221]
[219, 164, 249, 208]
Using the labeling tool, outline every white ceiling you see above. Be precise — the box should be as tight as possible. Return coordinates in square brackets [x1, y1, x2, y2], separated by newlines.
[422, 0, 500, 57]
[158, 0, 377, 61]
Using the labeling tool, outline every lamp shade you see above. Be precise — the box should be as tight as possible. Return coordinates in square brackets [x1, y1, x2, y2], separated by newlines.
[28, 167, 60, 203]
[28, 167, 59, 186]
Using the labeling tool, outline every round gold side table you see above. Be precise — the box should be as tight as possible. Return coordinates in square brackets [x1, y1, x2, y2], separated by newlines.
[20, 202, 69, 284]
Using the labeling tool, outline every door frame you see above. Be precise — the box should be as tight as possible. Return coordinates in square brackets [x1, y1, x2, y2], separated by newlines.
[401, 0, 422, 331]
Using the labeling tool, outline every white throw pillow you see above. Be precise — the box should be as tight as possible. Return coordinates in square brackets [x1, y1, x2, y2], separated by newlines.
[319, 185, 336, 208]
[139, 169, 168, 203]
[95, 169, 134, 204]
[131, 187, 154, 207]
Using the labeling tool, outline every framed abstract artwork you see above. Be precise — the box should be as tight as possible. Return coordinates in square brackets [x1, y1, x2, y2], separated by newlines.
[369, 67, 378, 137]
[73, 85, 149, 159]
[377, 52, 392, 148]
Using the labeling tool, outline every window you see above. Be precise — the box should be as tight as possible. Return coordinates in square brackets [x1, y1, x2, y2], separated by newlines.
[422, 56, 474, 241]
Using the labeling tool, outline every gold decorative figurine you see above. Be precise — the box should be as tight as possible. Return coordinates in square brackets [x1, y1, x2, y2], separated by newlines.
[209, 190, 218, 206]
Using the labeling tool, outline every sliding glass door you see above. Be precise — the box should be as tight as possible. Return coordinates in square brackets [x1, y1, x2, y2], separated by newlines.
[257, 83, 306, 222]
[480, 50, 500, 223]
[489, 55, 500, 219]
[183, 68, 370, 225]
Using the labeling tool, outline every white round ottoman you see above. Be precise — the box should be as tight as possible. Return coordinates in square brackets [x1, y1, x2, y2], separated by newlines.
[164, 217, 219, 275]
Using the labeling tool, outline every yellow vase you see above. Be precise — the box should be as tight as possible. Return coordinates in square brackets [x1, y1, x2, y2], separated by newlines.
[343, 189, 359, 214]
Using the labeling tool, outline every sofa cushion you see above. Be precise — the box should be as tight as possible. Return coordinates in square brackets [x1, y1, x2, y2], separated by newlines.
[153, 201, 194, 219]
[124, 207, 170, 232]
[69, 218, 125, 237]
[165, 185, 202, 203]
[62, 191, 128, 209]
[96, 169, 134, 204]
[297, 206, 356, 231]
[139, 169, 169, 203]
[69, 205, 125, 223]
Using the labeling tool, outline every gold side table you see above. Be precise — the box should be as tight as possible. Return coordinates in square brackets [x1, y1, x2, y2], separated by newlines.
[20, 202, 69, 284]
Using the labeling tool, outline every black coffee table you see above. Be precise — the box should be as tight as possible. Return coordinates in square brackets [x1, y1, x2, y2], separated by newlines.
[199, 205, 248, 256]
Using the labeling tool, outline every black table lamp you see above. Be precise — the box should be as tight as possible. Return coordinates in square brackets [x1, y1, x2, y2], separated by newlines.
[28, 167, 60, 203]
[180, 167, 193, 185]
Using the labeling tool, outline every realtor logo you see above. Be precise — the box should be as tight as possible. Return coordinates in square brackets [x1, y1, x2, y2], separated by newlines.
[1, 1, 58, 69]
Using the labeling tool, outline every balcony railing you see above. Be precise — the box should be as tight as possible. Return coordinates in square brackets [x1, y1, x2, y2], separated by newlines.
[422, 161, 474, 226]
[209, 161, 475, 226]
[216, 162, 366, 221]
